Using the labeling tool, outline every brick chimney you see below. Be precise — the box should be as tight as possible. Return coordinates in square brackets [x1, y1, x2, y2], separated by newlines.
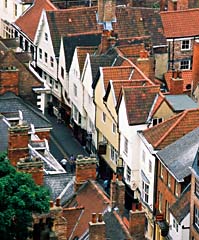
[99, 30, 117, 54]
[50, 198, 67, 240]
[110, 174, 125, 215]
[129, 208, 146, 239]
[75, 155, 97, 191]
[169, 69, 184, 94]
[192, 40, 199, 94]
[168, 0, 188, 11]
[8, 122, 30, 166]
[89, 213, 106, 240]
[0, 67, 19, 95]
[98, 0, 116, 23]
[17, 156, 44, 185]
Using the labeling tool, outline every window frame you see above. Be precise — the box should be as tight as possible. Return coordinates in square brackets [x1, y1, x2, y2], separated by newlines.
[112, 123, 116, 134]
[194, 206, 199, 230]
[181, 39, 191, 51]
[124, 137, 128, 155]
[45, 33, 48, 41]
[102, 112, 106, 123]
[180, 59, 191, 70]
[126, 165, 131, 182]
[39, 48, 42, 59]
[50, 57, 54, 68]
[167, 172, 171, 188]
[44, 52, 48, 63]
[142, 181, 149, 204]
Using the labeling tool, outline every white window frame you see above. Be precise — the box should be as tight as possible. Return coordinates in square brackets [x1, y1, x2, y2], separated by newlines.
[110, 145, 118, 163]
[181, 39, 191, 51]
[195, 206, 199, 230]
[167, 172, 171, 188]
[142, 181, 149, 204]
[152, 117, 163, 126]
[124, 137, 128, 155]
[39, 48, 42, 59]
[175, 180, 179, 197]
[180, 59, 191, 70]
[50, 57, 54, 68]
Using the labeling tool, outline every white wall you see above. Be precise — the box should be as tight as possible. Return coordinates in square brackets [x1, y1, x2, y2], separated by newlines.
[82, 55, 98, 149]
[118, 96, 148, 191]
[170, 213, 190, 240]
[69, 48, 86, 128]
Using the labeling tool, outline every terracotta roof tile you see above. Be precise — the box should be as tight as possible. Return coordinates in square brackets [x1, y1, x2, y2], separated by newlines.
[142, 108, 199, 149]
[112, 79, 152, 102]
[65, 181, 110, 239]
[63, 207, 84, 239]
[161, 9, 199, 38]
[123, 85, 160, 125]
[150, 92, 165, 117]
[15, 0, 57, 41]
[165, 70, 192, 93]
[76, 46, 97, 75]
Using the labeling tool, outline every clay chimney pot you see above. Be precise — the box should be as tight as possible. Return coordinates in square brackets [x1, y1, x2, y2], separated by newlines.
[98, 213, 103, 222]
[92, 213, 97, 223]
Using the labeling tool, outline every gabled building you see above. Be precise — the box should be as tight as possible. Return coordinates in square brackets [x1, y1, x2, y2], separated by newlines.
[160, 8, 199, 71]
[190, 148, 199, 240]
[138, 108, 199, 239]
[156, 127, 199, 239]
[0, 0, 33, 38]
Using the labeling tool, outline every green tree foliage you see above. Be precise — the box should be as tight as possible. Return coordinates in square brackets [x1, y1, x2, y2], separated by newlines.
[0, 152, 50, 240]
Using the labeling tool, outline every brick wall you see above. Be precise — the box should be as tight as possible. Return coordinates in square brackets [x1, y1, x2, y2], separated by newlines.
[8, 124, 30, 166]
[75, 156, 97, 191]
[36, 131, 50, 141]
[168, 0, 189, 11]
[192, 40, 199, 92]
[0, 69, 19, 95]
[0, 50, 42, 103]
[89, 213, 106, 240]
[157, 161, 180, 219]
[190, 173, 199, 239]
[129, 209, 146, 239]
[168, 40, 193, 70]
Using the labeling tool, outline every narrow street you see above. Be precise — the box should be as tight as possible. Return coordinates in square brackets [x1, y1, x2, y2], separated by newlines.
[45, 111, 89, 163]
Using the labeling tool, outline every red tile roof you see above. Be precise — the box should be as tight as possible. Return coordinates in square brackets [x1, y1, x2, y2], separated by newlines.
[77, 46, 97, 75]
[122, 85, 160, 125]
[63, 207, 84, 239]
[160, 9, 199, 38]
[65, 181, 110, 239]
[15, 0, 57, 41]
[149, 92, 165, 117]
[165, 70, 192, 93]
[112, 79, 152, 102]
[142, 108, 199, 149]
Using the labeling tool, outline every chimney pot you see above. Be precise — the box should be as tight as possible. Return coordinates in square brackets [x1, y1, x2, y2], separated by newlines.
[92, 213, 97, 223]
[132, 203, 136, 212]
[138, 202, 142, 211]
[50, 201, 54, 208]
[56, 198, 61, 207]
[98, 213, 103, 222]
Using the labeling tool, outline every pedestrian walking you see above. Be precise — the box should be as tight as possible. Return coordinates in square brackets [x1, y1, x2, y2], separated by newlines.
[60, 158, 68, 172]
[69, 154, 76, 173]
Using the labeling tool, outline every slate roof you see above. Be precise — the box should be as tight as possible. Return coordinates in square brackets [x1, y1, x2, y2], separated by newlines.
[170, 185, 190, 224]
[63, 34, 101, 71]
[0, 116, 8, 153]
[142, 108, 199, 149]
[160, 9, 199, 38]
[15, 0, 57, 41]
[165, 70, 192, 93]
[0, 92, 51, 129]
[44, 173, 74, 203]
[164, 95, 198, 111]
[157, 127, 199, 181]
[90, 53, 117, 81]
[122, 85, 160, 125]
